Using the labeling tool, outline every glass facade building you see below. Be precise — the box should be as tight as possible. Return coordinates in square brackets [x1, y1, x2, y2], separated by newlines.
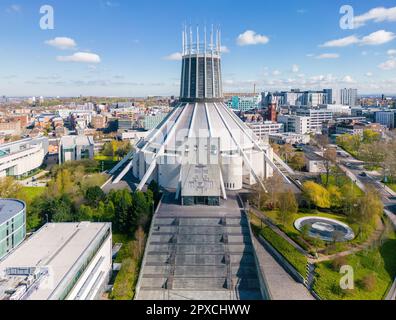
[0, 199, 26, 260]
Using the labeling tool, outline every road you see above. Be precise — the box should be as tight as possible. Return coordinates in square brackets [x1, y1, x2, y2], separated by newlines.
[336, 147, 396, 218]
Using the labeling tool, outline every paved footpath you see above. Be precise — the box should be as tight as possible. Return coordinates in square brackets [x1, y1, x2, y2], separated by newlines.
[252, 236, 315, 300]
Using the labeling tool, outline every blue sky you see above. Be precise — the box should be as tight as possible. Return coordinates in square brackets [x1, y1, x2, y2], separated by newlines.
[0, 0, 396, 97]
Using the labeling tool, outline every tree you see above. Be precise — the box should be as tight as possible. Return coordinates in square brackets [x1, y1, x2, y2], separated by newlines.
[289, 152, 306, 171]
[303, 181, 331, 209]
[363, 129, 381, 144]
[358, 141, 387, 169]
[280, 144, 294, 162]
[327, 185, 342, 209]
[133, 191, 151, 229]
[148, 180, 161, 204]
[109, 189, 133, 233]
[277, 191, 298, 226]
[85, 186, 105, 206]
[115, 141, 132, 159]
[78, 205, 94, 221]
[51, 195, 75, 222]
[0, 177, 22, 198]
[263, 173, 284, 210]
[313, 134, 330, 150]
[323, 147, 337, 187]
[350, 185, 383, 231]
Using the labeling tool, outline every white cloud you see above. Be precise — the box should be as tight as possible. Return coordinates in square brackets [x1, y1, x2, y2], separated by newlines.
[6, 4, 21, 13]
[163, 52, 182, 61]
[365, 72, 373, 77]
[291, 64, 299, 73]
[315, 53, 340, 59]
[387, 49, 396, 56]
[236, 30, 269, 46]
[360, 30, 395, 45]
[354, 6, 396, 28]
[45, 37, 77, 50]
[320, 30, 395, 48]
[378, 59, 396, 70]
[321, 35, 360, 47]
[272, 70, 281, 76]
[342, 75, 356, 83]
[104, 1, 119, 7]
[57, 52, 101, 63]
[220, 46, 230, 53]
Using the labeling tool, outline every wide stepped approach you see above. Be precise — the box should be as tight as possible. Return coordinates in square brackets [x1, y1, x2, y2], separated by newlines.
[135, 193, 265, 300]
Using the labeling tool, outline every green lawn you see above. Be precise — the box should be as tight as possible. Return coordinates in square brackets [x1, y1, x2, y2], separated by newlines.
[95, 155, 119, 162]
[314, 231, 396, 300]
[385, 183, 396, 193]
[258, 226, 308, 277]
[262, 209, 372, 255]
[320, 174, 364, 197]
[21, 186, 47, 203]
[95, 155, 119, 172]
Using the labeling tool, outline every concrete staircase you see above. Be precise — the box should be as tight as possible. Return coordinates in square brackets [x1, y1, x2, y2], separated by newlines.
[136, 214, 263, 300]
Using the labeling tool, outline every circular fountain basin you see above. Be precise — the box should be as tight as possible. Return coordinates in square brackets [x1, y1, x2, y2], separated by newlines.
[294, 216, 355, 242]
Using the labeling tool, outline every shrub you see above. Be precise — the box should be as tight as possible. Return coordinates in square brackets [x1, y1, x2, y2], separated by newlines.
[360, 274, 376, 292]
[331, 256, 348, 272]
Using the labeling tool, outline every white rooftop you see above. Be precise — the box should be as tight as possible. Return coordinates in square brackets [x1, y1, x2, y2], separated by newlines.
[0, 199, 25, 225]
[0, 222, 110, 300]
[60, 135, 94, 149]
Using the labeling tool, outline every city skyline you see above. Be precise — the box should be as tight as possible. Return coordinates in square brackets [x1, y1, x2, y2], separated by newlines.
[1, 0, 396, 97]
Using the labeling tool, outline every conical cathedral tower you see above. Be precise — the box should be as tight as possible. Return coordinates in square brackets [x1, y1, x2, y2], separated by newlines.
[124, 27, 284, 204]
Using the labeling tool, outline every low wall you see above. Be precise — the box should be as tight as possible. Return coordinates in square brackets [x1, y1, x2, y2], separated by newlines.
[133, 194, 164, 300]
[258, 235, 305, 284]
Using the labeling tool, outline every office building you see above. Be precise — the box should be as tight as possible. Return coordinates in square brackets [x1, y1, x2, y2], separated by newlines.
[0, 222, 112, 300]
[0, 199, 26, 260]
[0, 137, 49, 178]
[295, 108, 333, 133]
[227, 95, 262, 112]
[278, 115, 310, 135]
[59, 135, 95, 164]
[375, 111, 395, 129]
[246, 121, 284, 138]
[143, 113, 169, 131]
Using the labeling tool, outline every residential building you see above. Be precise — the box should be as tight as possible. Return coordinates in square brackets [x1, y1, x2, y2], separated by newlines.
[0, 137, 49, 178]
[0, 199, 26, 260]
[0, 222, 112, 300]
[59, 135, 95, 164]
[91, 114, 107, 130]
[0, 120, 22, 136]
[339, 88, 358, 107]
